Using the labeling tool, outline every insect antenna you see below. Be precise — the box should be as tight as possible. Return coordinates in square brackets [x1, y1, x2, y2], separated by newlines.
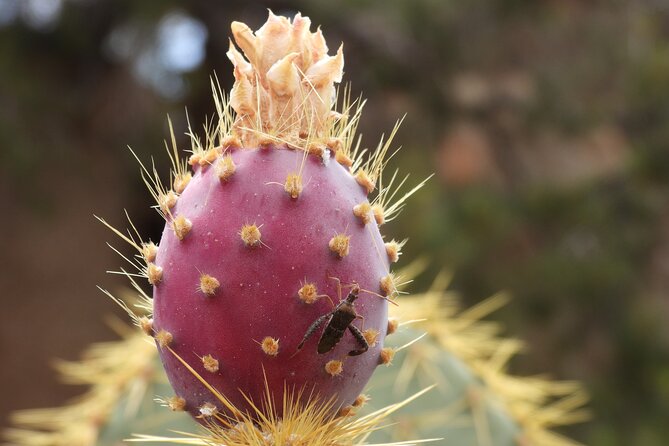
[326, 276, 398, 305]
[358, 287, 399, 306]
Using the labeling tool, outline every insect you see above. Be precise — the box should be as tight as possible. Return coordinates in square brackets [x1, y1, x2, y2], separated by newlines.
[295, 282, 369, 356]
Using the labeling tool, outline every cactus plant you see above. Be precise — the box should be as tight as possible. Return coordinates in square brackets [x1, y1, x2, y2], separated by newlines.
[3, 322, 171, 446]
[4, 277, 587, 446]
[90, 11, 433, 430]
[137, 12, 419, 421]
[3, 11, 588, 446]
[366, 273, 589, 445]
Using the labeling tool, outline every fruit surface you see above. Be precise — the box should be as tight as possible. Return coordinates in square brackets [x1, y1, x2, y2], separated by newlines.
[153, 145, 391, 418]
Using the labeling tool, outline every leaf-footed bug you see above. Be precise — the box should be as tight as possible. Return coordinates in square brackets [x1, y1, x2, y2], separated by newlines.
[294, 278, 392, 357]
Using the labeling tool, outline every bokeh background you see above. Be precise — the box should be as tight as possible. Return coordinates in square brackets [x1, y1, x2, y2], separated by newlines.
[1, 1, 667, 445]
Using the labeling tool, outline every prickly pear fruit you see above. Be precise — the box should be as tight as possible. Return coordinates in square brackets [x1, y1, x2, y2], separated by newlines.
[154, 146, 392, 419]
[148, 12, 404, 421]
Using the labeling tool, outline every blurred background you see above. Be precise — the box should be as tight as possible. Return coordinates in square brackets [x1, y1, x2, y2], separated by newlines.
[0, 0, 667, 444]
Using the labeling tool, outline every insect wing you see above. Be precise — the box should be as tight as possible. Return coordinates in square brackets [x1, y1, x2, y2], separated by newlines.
[317, 324, 345, 353]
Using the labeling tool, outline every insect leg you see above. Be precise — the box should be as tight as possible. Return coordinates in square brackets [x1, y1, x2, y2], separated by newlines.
[347, 324, 369, 356]
[356, 314, 366, 331]
[328, 276, 359, 292]
[296, 312, 332, 351]
[320, 293, 335, 308]
[329, 275, 343, 302]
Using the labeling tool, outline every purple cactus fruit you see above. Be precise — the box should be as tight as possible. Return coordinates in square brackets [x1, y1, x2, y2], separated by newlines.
[130, 12, 419, 422]
[153, 144, 394, 419]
